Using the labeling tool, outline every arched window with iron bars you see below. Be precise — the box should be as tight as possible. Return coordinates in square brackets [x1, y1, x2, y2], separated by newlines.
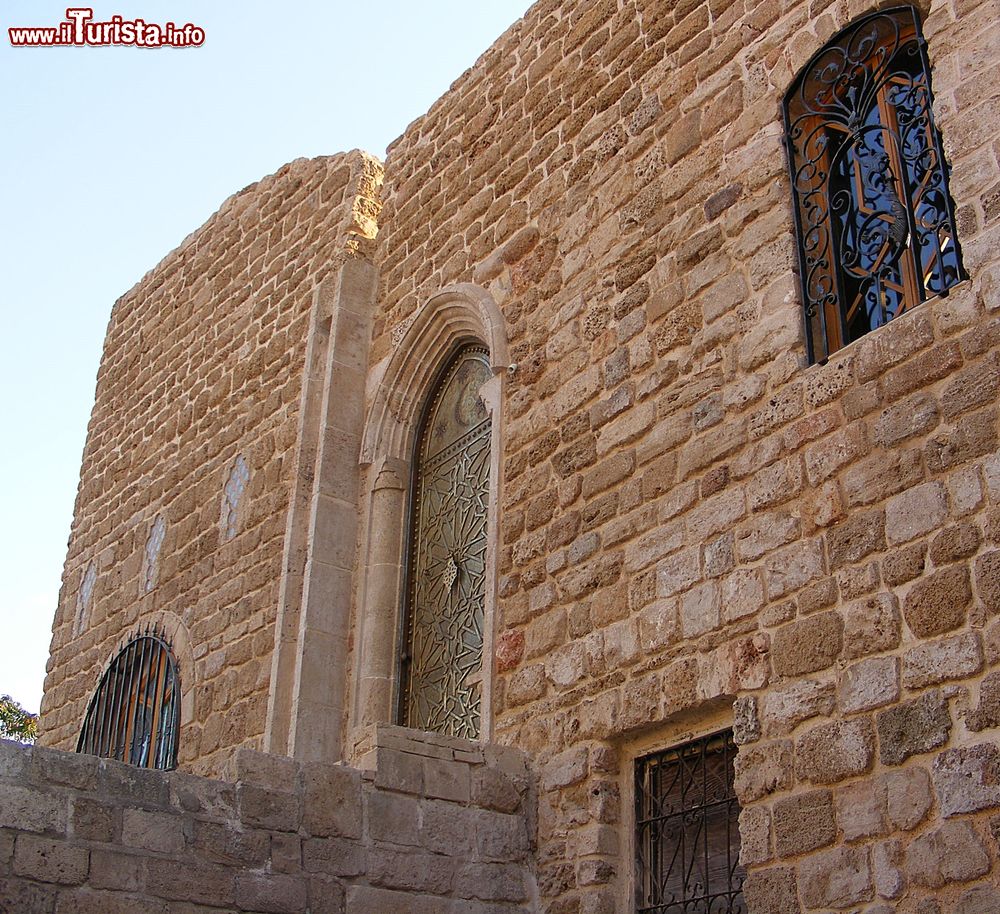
[783, 5, 965, 363]
[77, 629, 180, 770]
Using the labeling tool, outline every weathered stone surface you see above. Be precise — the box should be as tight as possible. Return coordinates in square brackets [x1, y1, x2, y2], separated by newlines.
[734, 740, 794, 803]
[881, 766, 933, 831]
[838, 656, 899, 713]
[798, 845, 873, 908]
[957, 884, 1000, 914]
[771, 612, 842, 676]
[743, 866, 801, 914]
[836, 778, 887, 842]
[932, 743, 1000, 817]
[902, 632, 983, 689]
[903, 565, 973, 637]
[761, 678, 835, 735]
[876, 691, 952, 766]
[904, 820, 991, 887]
[795, 718, 875, 785]
[968, 670, 1000, 731]
[886, 482, 948, 545]
[773, 789, 836, 856]
[842, 594, 901, 659]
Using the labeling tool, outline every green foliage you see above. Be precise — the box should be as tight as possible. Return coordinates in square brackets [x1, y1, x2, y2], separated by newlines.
[0, 694, 38, 743]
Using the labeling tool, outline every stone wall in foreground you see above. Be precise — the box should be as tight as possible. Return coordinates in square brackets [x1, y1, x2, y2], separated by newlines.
[0, 732, 535, 913]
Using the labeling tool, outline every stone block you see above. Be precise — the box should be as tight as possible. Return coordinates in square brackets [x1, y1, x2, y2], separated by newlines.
[929, 521, 981, 564]
[0, 740, 31, 782]
[144, 858, 236, 905]
[235, 872, 309, 913]
[902, 631, 983, 688]
[368, 847, 454, 893]
[88, 848, 145, 892]
[55, 888, 168, 914]
[798, 845, 873, 908]
[679, 580, 720, 637]
[471, 768, 522, 815]
[97, 759, 169, 810]
[738, 806, 771, 866]
[742, 866, 801, 914]
[771, 611, 842, 677]
[760, 678, 835, 735]
[306, 873, 346, 914]
[366, 790, 420, 846]
[974, 549, 1000, 613]
[30, 748, 97, 792]
[836, 778, 886, 842]
[302, 763, 363, 839]
[838, 656, 899, 713]
[192, 819, 268, 866]
[13, 835, 88, 885]
[872, 839, 904, 900]
[876, 690, 952, 766]
[346, 885, 450, 914]
[764, 539, 824, 599]
[826, 509, 886, 569]
[455, 862, 528, 902]
[773, 789, 835, 857]
[904, 820, 990, 887]
[0, 784, 67, 835]
[968, 669, 1000, 731]
[885, 482, 948, 545]
[932, 742, 1000, 817]
[795, 718, 875, 784]
[543, 746, 588, 790]
[121, 807, 185, 855]
[0, 877, 57, 913]
[475, 809, 528, 860]
[302, 836, 366, 878]
[842, 593, 901, 659]
[237, 783, 300, 831]
[903, 565, 972, 637]
[880, 766, 933, 831]
[957, 885, 1000, 914]
[733, 740, 793, 803]
[168, 771, 236, 820]
[423, 756, 471, 803]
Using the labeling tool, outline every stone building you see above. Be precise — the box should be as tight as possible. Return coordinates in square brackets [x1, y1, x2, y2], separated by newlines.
[3, 0, 999, 910]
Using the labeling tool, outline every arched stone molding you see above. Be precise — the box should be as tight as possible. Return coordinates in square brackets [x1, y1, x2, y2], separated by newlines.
[79, 610, 196, 751]
[360, 283, 512, 464]
[349, 283, 511, 754]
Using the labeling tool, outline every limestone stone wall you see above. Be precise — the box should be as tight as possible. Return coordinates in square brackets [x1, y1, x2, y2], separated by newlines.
[364, 0, 1000, 910]
[0, 733, 535, 913]
[38, 151, 383, 777]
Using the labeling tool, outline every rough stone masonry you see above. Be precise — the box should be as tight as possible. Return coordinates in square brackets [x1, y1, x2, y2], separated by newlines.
[10, 0, 1000, 910]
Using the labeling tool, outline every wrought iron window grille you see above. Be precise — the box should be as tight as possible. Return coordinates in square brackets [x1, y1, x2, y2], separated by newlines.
[77, 626, 180, 770]
[783, 6, 965, 364]
[634, 730, 746, 914]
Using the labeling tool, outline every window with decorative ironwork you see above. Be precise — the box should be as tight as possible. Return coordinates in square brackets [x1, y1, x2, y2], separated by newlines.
[77, 630, 180, 770]
[398, 344, 492, 740]
[634, 730, 745, 913]
[783, 6, 964, 363]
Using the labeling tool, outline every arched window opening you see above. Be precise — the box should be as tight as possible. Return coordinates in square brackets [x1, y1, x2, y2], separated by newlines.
[77, 630, 180, 770]
[784, 5, 964, 363]
[398, 344, 493, 740]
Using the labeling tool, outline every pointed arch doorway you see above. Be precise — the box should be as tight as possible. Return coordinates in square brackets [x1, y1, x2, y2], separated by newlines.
[398, 344, 492, 740]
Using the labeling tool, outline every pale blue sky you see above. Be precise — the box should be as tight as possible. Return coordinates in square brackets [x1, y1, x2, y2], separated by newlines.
[0, 1, 530, 714]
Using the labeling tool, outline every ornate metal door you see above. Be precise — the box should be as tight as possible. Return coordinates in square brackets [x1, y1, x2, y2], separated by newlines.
[399, 345, 492, 739]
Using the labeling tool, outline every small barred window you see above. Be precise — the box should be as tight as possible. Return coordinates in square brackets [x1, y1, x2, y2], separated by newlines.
[77, 631, 180, 770]
[784, 6, 964, 363]
[634, 730, 745, 913]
